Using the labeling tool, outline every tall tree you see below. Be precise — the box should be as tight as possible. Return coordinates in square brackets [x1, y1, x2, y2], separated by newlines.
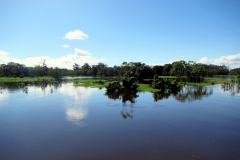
[170, 60, 186, 79]
[192, 64, 206, 83]
[73, 63, 80, 76]
[48, 67, 62, 80]
[162, 64, 172, 76]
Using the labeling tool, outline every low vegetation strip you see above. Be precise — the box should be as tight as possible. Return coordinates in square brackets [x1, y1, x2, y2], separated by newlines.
[137, 84, 160, 92]
[0, 76, 55, 82]
[159, 76, 186, 79]
[74, 79, 107, 88]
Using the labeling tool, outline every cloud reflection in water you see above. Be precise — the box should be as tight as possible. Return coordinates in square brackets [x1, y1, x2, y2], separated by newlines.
[57, 84, 93, 127]
[66, 107, 88, 121]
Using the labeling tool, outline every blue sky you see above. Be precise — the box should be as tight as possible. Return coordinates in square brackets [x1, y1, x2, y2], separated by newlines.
[0, 0, 240, 69]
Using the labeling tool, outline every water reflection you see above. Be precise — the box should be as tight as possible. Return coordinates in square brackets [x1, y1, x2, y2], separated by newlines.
[0, 87, 8, 108]
[173, 86, 213, 102]
[105, 91, 139, 103]
[121, 106, 133, 119]
[57, 84, 92, 126]
[66, 107, 88, 121]
[152, 86, 213, 103]
[221, 84, 240, 95]
[0, 82, 92, 126]
[105, 91, 138, 119]
[0, 82, 62, 95]
[153, 89, 179, 102]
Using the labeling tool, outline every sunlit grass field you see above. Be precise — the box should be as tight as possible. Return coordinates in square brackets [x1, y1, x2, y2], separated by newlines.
[0, 76, 54, 82]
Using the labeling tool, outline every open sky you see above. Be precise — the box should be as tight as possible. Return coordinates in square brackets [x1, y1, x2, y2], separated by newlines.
[0, 0, 240, 69]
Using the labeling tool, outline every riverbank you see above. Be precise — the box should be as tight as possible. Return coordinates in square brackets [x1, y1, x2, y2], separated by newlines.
[1, 76, 238, 92]
[0, 76, 55, 82]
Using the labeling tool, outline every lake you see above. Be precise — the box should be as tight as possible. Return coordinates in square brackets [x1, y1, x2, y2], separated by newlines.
[0, 82, 240, 160]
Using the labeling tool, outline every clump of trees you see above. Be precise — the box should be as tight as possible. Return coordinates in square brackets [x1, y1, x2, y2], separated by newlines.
[106, 77, 138, 93]
[169, 60, 231, 83]
[0, 61, 67, 80]
[0, 62, 29, 77]
[150, 75, 180, 91]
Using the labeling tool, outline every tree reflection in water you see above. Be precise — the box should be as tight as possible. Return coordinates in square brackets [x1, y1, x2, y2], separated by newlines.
[105, 91, 138, 119]
[221, 83, 240, 95]
[153, 86, 214, 102]
[173, 86, 213, 102]
[0, 82, 62, 94]
[153, 89, 179, 102]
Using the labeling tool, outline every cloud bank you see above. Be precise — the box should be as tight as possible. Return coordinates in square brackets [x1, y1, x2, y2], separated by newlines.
[63, 30, 88, 40]
[150, 54, 240, 69]
[0, 49, 104, 69]
[198, 53, 240, 69]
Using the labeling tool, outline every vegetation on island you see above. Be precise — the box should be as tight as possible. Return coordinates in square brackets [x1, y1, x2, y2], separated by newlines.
[1, 60, 240, 88]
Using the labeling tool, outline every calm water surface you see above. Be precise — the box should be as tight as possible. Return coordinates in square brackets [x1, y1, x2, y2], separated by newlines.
[0, 83, 240, 160]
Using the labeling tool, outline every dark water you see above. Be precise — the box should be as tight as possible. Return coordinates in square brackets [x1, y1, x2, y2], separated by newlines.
[0, 83, 240, 160]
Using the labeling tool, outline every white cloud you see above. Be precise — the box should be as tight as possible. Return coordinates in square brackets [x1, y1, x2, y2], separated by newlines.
[198, 53, 240, 68]
[61, 44, 70, 48]
[63, 30, 88, 40]
[0, 48, 105, 69]
[169, 59, 181, 64]
[0, 50, 9, 60]
[75, 48, 90, 56]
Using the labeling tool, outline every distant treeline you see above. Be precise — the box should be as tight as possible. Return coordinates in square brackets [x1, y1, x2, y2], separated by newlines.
[0, 60, 240, 81]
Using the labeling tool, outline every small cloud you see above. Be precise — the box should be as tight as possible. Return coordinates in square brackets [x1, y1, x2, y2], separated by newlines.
[61, 44, 70, 49]
[0, 50, 9, 61]
[75, 48, 91, 56]
[63, 30, 88, 40]
[198, 53, 240, 69]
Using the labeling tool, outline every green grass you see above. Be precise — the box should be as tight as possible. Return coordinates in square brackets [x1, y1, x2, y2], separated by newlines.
[0, 76, 55, 82]
[159, 76, 177, 79]
[159, 76, 187, 79]
[73, 78, 161, 92]
[210, 75, 237, 78]
[74, 79, 107, 83]
[137, 84, 160, 92]
[204, 79, 234, 84]
[74, 79, 107, 88]
[72, 76, 240, 91]
[182, 82, 212, 86]
[73, 78, 214, 91]
[159, 75, 239, 85]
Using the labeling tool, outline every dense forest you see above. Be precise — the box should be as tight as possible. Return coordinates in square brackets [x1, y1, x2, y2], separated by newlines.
[0, 60, 240, 81]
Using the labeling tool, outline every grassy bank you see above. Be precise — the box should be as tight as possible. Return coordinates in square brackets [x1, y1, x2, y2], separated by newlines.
[137, 84, 160, 92]
[74, 79, 107, 88]
[0, 76, 55, 82]
[159, 76, 187, 79]
[2, 76, 236, 92]
[159, 75, 239, 85]
[73, 79, 165, 92]
[72, 78, 218, 92]
[211, 75, 237, 78]
[73, 78, 160, 92]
